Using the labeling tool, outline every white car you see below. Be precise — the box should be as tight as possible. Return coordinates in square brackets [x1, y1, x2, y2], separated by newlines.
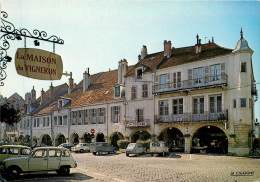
[71, 143, 90, 153]
[1, 147, 77, 179]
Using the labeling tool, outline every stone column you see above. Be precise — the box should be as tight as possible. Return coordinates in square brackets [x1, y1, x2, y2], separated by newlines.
[184, 136, 191, 153]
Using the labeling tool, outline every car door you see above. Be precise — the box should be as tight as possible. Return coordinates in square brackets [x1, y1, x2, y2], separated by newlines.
[48, 149, 61, 170]
[28, 149, 48, 171]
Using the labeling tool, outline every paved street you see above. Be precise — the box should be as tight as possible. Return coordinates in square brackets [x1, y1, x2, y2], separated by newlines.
[6, 153, 260, 182]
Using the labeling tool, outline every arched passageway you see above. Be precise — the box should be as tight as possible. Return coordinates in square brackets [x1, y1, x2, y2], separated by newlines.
[55, 134, 66, 146]
[131, 131, 151, 143]
[158, 127, 184, 152]
[83, 133, 92, 143]
[110, 132, 124, 149]
[192, 125, 228, 154]
[96, 133, 105, 142]
[71, 133, 80, 145]
[41, 134, 52, 146]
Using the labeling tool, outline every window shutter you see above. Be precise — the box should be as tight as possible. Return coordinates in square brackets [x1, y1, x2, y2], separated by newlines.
[221, 63, 225, 77]
[173, 72, 176, 88]
[188, 69, 192, 87]
[205, 66, 209, 83]
[155, 75, 159, 84]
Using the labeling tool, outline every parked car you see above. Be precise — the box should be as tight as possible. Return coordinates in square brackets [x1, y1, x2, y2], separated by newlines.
[58, 143, 74, 150]
[0, 145, 31, 162]
[148, 141, 168, 156]
[126, 143, 146, 156]
[126, 141, 168, 157]
[90, 142, 115, 155]
[71, 143, 90, 153]
[1, 147, 77, 179]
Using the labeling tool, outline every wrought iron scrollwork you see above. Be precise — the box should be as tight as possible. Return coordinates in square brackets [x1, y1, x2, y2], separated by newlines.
[0, 11, 64, 86]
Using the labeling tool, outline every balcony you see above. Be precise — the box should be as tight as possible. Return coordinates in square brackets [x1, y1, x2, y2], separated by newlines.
[126, 119, 150, 128]
[153, 74, 227, 94]
[155, 111, 228, 124]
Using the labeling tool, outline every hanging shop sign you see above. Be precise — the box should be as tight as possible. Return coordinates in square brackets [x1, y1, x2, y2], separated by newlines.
[15, 48, 63, 80]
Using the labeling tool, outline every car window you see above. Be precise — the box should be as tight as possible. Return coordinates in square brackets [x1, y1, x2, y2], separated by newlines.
[0, 148, 7, 154]
[62, 150, 70, 157]
[9, 148, 19, 154]
[33, 149, 47, 158]
[21, 148, 31, 155]
[49, 149, 61, 157]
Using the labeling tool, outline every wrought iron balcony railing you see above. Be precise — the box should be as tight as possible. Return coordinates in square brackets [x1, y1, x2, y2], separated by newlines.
[155, 111, 228, 123]
[126, 119, 150, 128]
[153, 74, 227, 94]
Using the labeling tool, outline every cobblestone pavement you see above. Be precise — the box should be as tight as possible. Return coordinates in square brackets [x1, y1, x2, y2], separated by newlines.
[7, 153, 260, 182]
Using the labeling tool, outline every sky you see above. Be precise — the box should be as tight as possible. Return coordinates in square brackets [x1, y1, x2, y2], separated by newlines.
[0, 1, 259, 119]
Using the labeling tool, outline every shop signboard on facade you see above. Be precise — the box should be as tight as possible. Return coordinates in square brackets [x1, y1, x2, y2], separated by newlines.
[15, 48, 63, 80]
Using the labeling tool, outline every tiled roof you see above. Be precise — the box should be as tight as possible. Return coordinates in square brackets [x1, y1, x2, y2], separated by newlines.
[34, 101, 57, 116]
[126, 43, 232, 76]
[33, 83, 68, 115]
[70, 69, 118, 108]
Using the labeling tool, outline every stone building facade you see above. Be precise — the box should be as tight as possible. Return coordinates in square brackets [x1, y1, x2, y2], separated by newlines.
[13, 30, 257, 156]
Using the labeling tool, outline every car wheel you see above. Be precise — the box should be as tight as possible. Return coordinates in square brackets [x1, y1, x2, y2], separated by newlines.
[6, 166, 21, 179]
[93, 152, 97, 155]
[58, 166, 70, 176]
[80, 149, 84, 153]
[126, 153, 129, 157]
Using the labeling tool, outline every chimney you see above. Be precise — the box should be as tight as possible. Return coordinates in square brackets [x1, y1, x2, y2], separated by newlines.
[31, 86, 36, 103]
[118, 59, 128, 85]
[68, 72, 74, 94]
[163, 40, 172, 58]
[195, 34, 202, 54]
[49, 82, 54, 98]
[83, 68, 91, 92]
[140, 45, 147, 59]
[40, 88, 45, 105]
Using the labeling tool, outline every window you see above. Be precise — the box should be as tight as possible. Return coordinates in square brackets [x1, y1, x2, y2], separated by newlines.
[98, 108, 106, 124]
[131, 86, 137, 100]
[136, 68, 143, 79]
[193, 97, 204, 114]
[233, 99, 237, 108]
[84, 110, 89, 125]
[193, 67, 204, 84]
[78, 111, 82, 125]
[58, 116, 62, 125]
[172, 98, 183, 114]
[47, 117, 50, 126]
[63, 115, 67, 126]
[58, 100, 63, 109]
[36, 118, 40, 127]
[142, 84, 148, 98]
[209, 95, 222, 113]
[90, 109, 97, 124]
[173, 72, 182, 88]
[33, 119, 36, 127]
[27, 119, 29, 128]
[21, 148, 31, 155]
[49, 149, 61, 157]
[159, 100, 169, 116]
[62, 150, 70, 157]
[240, 98, 247, 108]
[210, 64, 221, 81]
[241, 62, 247, 72]
[114, 85, 120, 97]
[111, 106, 120, 123]
[43, 118, 46, 127]
[72, 112, 76, 125]
[33, 149, 47, 158]
[54, 116, 57, 125]
[136, 109, 144, 122]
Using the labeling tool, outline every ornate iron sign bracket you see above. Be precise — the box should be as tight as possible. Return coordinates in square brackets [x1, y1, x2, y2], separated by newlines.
[0, 11, 64, 86]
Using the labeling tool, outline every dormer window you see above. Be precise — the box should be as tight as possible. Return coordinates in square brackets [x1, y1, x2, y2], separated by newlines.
[114, 85, 120, 97]
[136, 68, 143, 79]
[58, 100, 63, 109]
